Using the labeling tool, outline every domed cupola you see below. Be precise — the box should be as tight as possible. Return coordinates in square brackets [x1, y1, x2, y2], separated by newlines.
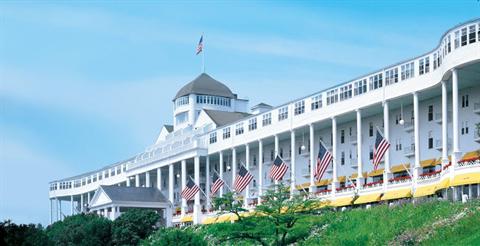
[173, 73, 235, 101]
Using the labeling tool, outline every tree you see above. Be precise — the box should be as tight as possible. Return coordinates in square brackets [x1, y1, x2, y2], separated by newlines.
[0, 220, 52, 246]
[142, 227, 206, 246]
[208, 183, 320, 246]
[211, 192, 247, 222]
[46, 213, 112, 246]
[111, 208, 160, 246]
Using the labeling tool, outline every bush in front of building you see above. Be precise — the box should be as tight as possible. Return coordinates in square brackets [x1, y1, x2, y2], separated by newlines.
[46, 213, 112, 246]
[142, 227, 206, 246]
[111, 208, 161, 246]
[0, 220, 52, 246]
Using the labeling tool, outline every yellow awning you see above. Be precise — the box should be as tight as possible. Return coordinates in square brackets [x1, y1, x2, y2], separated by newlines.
[382, 188, 412, 200]
[436, 178, 450, 191]
[180, 215, 193, 223]
[368, 168, 384, 177]
[414, 184, 437, 198]
[338, 176, 346, 183]
[216, 213, 233, 223]
[202, 216, 218, 224]
[452, 173, 480, 186]
[331, 197, 354, 207]
[315, 179, 331, 186]
[420, 159, 436, 167]
[461, 150, 480, 161]
[311, 200, 330, 209]
[296, 182, 310, 190]
[354, 193, 382, 204]
[391, 163, 410, 173]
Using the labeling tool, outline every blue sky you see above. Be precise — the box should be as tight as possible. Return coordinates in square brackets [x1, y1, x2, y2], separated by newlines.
[0, 1, 478, 226]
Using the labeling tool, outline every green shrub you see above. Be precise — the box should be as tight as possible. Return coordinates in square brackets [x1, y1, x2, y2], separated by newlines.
[142, 227, 206, 246]
[0, 220, 51, 246]
[111, 208, 160, 246]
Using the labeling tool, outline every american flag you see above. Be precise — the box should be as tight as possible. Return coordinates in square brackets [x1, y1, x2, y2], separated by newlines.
[181, 178, 200, 201]
[234, 165, 253, 193]
[269, 155, 288, 181]
[314, 142, 333, 181]
[210, 172, 225, 196]
[196, 35, 203, 55]
[373, 128, 391, 170]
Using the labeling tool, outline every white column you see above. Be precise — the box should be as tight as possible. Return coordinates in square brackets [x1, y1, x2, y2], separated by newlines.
[383, 101, 390, 173]
[232, 148, 237, 187]
[193, 156, 200, 224]
[413, 92, 421, 180]
[70, 195, 74, 216]
[452, 69, 460, 167]
[87, 192, 91, 209]
[146, 171, 151, 188]
[274, 134, 279, 185]
[135, 174, 140, 187]
[168, 164, 174, 204]
[206, 155, 211, 209]
[258, 140, 264, 203]
[290, 130, 296, 195]
[244, 144, 250, 207]
[80, 194, 84, 213]
[157, 168, 162, 190]
[309, 124, 315, 192]
[442, 81, 449, 166]
[49, 199, 53, 224]
[356, 109, 364, 187]
[219, 151, 224, 197]
[181, 160, 187, 217]
[58, 199, 62, 220]
[126, 177, 131, 187]
[332, 117, 338, 193]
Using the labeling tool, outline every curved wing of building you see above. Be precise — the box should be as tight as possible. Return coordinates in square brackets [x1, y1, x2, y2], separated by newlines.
[49, 19, 480, 226]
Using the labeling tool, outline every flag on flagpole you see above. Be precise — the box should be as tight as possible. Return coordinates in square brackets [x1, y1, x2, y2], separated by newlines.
[210, 172, 225, 196]
[269, 155, 288, 181]
[373, 128, 391, 170]
[314, 141, 333, 181]
[234, 165, 253, 193]
[196, 35, 203, 55]
[181, 178, 200, 201]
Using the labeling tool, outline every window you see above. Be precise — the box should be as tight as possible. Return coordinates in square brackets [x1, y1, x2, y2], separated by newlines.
[311, 94, 322, 110]
[447, 35, 451, 53]
[395, 138, 402, 151]
[175, 96, 189, 108]
[478, 22, 480, 42]
[209, 132, 217, 144]
[433, 53, 438, 70]
[280, 148, 284, 158]
[262, 113, 272, 126]
[222, 127, 231, 139]
[235, 123, 244, 135]
[339, 84, 353, 101]
[428, 131, 433, 149]
[278, 106, 289, 121]
[294, 100, 305, 115]
[419, 57, 430, 75]
[461, 27, 467, 46]
[270, 150, 274, 161]
[326, 89, 338, 105]
[469, 25, 477, 44]
[401, 62, 414, 80]
[248, 118, 257, 131]
[369, 73, 383, 91]
[196, 95, 231, 107]
[428, 105, 433, 121]
[253, 154, 257, 166]
[341, 152, 345, 166]
[369, 122, 374, 137]
[462, 95, 469, 108]
[340, 130, 345, 144]
[454, 30, 460, 48]
[385, 67, 398, 85]
[369, 146, 374, 160]
[354, 79, 367, 96]
[462, 121, 469, 135]
[395, 114, 401, 125]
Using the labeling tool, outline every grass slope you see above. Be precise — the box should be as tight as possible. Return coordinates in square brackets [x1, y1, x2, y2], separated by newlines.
[300, 200, 480, 246]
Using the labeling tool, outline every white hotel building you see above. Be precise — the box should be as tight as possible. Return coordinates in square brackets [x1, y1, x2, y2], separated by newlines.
[49, 19, 480, 226]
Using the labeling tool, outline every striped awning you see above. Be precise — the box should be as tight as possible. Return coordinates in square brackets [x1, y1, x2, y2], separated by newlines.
[382, 188, 412, 200]
[420, 159, 437, 167]
[391, 163, 410, 173]
[452, 173, 480, 186]
[354, 193, 382, 204]
[368, 168, 384, 177]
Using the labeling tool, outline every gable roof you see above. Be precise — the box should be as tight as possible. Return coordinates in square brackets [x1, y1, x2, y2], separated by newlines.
[203, 109, 251, 127]
[174, 73, 235, 100]
[100, 185, 170, 203]
[163, 125, 174, 133]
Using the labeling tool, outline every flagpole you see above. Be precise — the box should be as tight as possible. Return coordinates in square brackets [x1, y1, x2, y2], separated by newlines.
[213, 169, 233, 192]
[189, 175, 209, 202]
[202, 33, 205, 73]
